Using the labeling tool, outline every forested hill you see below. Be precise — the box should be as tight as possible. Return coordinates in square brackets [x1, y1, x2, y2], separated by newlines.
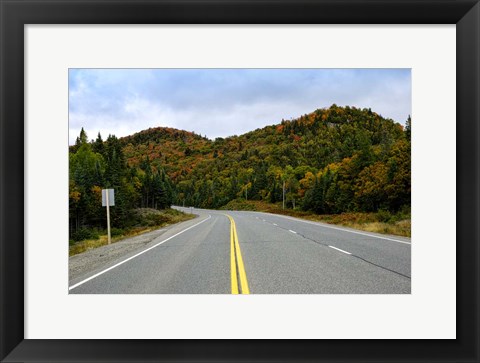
[119, 104, 411, 213]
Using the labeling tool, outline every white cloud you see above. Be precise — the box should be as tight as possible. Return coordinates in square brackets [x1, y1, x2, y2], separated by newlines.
[69, 69, 411, 144]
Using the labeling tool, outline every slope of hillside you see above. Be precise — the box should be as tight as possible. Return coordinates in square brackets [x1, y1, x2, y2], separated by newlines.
[120, 127, 211, 181]
[69, 104, 410, 243]
[121, 104, 411, 214]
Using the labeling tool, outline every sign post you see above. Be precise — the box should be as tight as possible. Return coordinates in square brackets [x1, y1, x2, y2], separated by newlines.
[102, 189, 115, 244]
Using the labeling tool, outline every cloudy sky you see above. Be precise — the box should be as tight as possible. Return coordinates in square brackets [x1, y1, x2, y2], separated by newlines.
[69, 68, 411, 145]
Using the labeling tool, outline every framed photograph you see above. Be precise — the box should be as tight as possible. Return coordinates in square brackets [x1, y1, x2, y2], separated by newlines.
[67, 67, 413, 296]
[1, 0, 478, 362]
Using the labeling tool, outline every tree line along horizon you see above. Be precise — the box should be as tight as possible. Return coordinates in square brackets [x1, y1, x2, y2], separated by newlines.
[69, 104, 411, 240]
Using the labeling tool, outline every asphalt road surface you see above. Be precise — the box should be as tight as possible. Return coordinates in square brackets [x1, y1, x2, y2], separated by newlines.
[69, 207, 411, 294]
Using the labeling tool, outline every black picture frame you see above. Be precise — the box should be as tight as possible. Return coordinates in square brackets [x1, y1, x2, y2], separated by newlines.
[1, 0, 478, 362]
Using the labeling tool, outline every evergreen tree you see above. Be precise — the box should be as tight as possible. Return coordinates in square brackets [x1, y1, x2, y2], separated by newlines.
[405, 115, 411, 142]
[92, 132, 104, 154]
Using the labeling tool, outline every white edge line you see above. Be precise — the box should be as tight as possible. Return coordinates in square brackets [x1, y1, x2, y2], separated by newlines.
[265, 213, 411, 245]
[328, 245, 352, 255]
[69, 214, 212, 291]
[288, 229, 297, 234]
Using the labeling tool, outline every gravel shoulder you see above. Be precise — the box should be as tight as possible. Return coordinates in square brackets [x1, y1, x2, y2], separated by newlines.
[69, 214, 202, 284]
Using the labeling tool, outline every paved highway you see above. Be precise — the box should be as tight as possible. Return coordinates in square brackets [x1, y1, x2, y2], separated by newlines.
[69, 208, 411, 294]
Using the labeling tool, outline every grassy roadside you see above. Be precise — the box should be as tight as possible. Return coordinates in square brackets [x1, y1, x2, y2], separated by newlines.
[220, 199, 411, 238]
[69, 208, 196, 256]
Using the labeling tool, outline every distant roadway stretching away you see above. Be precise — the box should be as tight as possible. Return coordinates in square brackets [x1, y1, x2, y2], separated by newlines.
[69, 207, 411, 294]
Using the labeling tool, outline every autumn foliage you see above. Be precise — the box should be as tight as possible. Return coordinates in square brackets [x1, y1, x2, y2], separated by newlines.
[69, 105, 411, 239]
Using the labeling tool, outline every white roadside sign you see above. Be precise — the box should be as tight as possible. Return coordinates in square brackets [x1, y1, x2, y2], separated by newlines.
[102, 188, 114, 244]
[102, 189, 115, 206]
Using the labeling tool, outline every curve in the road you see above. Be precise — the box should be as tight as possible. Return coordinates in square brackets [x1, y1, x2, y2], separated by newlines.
[69, 207, 411, 294]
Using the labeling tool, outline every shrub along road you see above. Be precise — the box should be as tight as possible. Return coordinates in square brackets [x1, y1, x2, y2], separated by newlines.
[69, 207, 411, 294]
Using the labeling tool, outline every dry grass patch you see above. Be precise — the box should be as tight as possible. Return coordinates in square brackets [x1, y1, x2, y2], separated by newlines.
[69, 208, 195, 256]
[219, 200, 410, 238]
[346, 220, 411, 237]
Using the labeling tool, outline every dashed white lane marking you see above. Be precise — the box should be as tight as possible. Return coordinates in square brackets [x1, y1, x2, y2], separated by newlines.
[289, 230, 297, 234]
[69, 215, 212, 291]
[328, 245, 352, 255]
[262, 214, 411, 245]
[273, 223, 278, 226]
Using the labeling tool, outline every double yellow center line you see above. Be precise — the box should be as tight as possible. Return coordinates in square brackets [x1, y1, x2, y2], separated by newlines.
[226, 214, 250, 294]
